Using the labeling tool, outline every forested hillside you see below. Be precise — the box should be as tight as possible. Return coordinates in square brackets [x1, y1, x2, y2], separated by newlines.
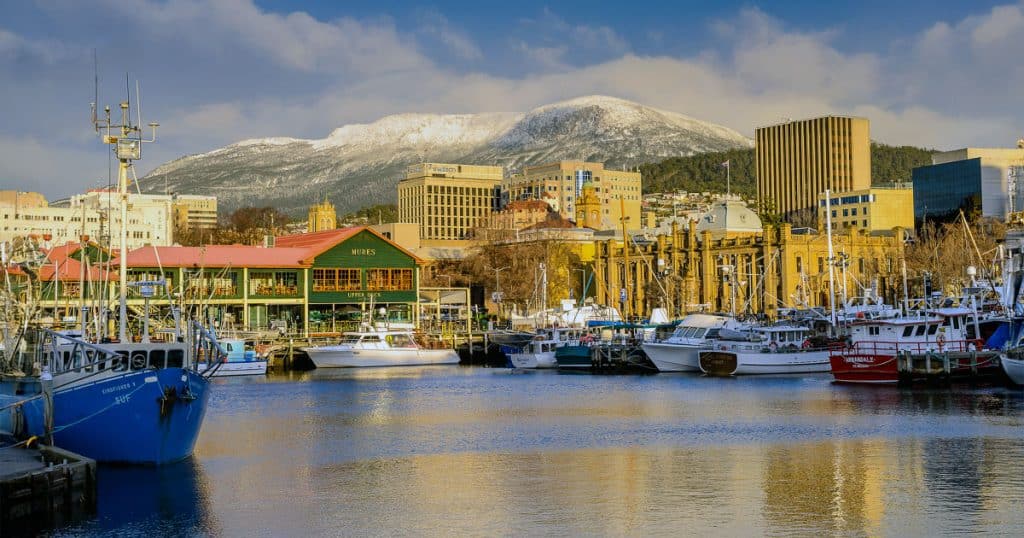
[639, 143, 935, 196]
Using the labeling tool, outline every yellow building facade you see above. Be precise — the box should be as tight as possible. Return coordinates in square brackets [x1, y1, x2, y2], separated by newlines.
[817, 187, 914, 235]
[591, 222, 905, 320]
[505, 161, 642, 231]
[756, 116, 871, 222]
[397, 163, 502, 248]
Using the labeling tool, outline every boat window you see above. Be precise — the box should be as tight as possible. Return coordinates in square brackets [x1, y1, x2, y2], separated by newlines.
[167, 349, 184, 368]
[952, 317, 960, 330]
[915, 325, 926, 337]
[149, 349, 166, 369]
[113, 351, 129, 372]
[130, 351, 148, 370]
[928, 324, 939, 335]
[778, 332, 787, 343]
[62, 351, 72, 371]
[225, 342, 234, 352]
[902, 326, 913, 337]
[706, 329, 721, 339]
[390, 333, 416, 347]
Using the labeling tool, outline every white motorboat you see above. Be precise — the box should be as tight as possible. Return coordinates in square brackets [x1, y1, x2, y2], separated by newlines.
[699, 325, 832, 376]
[303, 329, 459, 368]
[200, 338, 268, 377]
[641, 314, 742, 372]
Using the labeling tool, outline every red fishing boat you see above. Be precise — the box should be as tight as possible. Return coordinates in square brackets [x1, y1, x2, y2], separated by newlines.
[830, 307, 996, 384]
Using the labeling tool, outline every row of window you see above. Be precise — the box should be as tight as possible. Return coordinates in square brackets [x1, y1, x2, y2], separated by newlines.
[313, 268, 414, 292]
[820, 194, 875, 207]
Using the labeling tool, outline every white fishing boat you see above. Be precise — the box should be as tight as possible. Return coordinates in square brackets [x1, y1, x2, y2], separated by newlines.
[508, 328, 584, 369]
[641, 314, 743, 372]
[302, 329, 459, 368]
[698, 325, 832, 376]
[199, 338, 268, 377]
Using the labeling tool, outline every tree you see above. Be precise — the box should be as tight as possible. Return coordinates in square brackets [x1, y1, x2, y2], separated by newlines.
[456, 239, 582, 315]
[904, 215, 1004, 298]
[176, 206, 291, 246]
[339, 204, 397, 227]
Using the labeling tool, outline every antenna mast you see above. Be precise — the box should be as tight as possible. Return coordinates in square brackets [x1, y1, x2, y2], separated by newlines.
[94, 76, 159, 341]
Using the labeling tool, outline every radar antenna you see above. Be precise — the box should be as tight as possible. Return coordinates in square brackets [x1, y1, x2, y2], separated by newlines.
[93, 76, 159, 342]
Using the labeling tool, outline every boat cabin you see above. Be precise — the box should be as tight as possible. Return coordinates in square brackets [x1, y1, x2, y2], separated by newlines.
[847, 307, 980, 353]
[341, 331, 418, 349]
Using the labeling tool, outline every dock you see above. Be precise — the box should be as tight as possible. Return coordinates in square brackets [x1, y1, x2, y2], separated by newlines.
[0, 444, 96, 536]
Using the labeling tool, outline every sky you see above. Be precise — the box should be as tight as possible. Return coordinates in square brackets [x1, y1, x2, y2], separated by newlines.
[2, 0, 1023, 198]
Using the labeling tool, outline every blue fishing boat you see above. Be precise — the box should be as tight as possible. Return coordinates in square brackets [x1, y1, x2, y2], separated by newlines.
[1, 95, 218, 464]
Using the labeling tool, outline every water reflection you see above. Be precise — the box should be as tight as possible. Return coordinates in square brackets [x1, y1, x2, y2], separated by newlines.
[55, 369, 1024, 536]
[57, 458, 217, 537]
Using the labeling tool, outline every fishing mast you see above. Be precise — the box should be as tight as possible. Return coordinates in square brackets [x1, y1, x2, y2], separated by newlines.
[93, 90, 158, 341]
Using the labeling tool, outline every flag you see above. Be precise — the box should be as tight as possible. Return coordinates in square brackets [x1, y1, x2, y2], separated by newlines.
[720, 160, 730, 169]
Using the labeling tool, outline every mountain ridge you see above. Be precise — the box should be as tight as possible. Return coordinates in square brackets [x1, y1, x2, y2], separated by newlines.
[142, 95, 753, 215]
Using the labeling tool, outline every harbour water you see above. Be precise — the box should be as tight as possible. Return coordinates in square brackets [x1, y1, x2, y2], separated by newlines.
[56, 367, 1024, 536]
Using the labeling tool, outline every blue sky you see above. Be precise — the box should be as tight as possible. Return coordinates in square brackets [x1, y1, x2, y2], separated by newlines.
[1, 1, 1022, 198]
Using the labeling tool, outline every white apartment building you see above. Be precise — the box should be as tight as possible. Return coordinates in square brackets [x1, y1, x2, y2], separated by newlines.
[0, 189, 204, 250]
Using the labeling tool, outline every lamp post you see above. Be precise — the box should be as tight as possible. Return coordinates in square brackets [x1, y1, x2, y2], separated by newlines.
[573, 268, 587, 307]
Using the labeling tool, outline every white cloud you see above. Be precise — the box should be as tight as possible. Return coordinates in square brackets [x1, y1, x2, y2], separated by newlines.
[7, 2, 1024, 198]
[89, 0, 427, 75]
[414, 10, 482, 61]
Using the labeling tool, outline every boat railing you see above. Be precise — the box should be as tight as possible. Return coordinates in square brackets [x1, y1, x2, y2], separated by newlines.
[34, 329, 125, 377]
[192, 321, 231, 376]
[833, 338, 986, 357]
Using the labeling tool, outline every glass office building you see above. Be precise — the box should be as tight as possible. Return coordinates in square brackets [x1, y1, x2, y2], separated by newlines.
[911, 157, 982, 221]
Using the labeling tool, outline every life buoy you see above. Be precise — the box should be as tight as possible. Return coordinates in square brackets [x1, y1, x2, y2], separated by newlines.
[802, 339, 812, 349]
[936, 334, 946, 349]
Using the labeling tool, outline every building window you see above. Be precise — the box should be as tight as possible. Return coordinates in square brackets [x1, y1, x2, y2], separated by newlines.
[851, 208, 857, 216]
[367, 269, 413, 291]
[313, 268, 361, 291]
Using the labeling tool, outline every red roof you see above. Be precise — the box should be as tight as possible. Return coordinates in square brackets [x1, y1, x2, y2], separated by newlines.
[274, 227, 362, 252]
[5, 256, 113, 282]
[116, 245, 311, 268]
[100, 226, 424, 270]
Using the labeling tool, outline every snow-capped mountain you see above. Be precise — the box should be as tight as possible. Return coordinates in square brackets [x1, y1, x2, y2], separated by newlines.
[142, 95, 751, 215]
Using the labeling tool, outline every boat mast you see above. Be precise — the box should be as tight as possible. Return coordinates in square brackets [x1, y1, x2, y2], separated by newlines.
[93, 87, 158, 342]
[824, 189, 837, 328]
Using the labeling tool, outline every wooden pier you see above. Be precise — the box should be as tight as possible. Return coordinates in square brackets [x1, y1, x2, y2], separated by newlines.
[0, 444, 96, 536]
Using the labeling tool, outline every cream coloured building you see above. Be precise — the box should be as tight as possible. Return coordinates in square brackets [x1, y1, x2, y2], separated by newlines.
[172, 194, 218, 233]
[756, 116, 871, 222]
[0, 190, 174, 249]
[817, 186, 914, 234]
[912, 146, 1024, 221]
[504, 161, 642, 231]
[397, 163, 502, 248]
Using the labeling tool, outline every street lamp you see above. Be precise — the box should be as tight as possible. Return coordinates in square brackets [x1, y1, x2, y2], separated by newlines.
[573, 268, 587, 306]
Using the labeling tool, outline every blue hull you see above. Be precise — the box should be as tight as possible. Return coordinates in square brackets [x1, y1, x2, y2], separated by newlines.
[22, 368, 210, 464]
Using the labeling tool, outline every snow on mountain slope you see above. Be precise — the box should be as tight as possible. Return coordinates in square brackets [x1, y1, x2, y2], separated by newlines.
[143, 96, 752, 215]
